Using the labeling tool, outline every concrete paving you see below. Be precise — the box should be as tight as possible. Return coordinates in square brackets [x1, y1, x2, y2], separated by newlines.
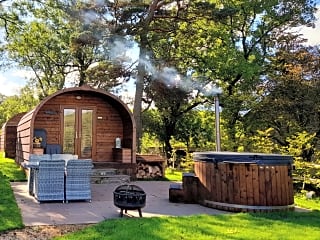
[11, 181, 229, 226]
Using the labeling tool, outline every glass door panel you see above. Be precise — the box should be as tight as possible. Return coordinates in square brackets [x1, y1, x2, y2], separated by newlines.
[62, 106, 95, 158]
[80, 109, 93, 158]
[63, 109, 76, 154]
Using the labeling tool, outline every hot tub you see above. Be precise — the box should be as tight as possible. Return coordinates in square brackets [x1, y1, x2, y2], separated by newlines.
[193, 151, 294, 212]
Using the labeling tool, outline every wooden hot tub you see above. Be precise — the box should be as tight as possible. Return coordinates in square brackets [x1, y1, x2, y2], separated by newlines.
[193, 152, 294, 212]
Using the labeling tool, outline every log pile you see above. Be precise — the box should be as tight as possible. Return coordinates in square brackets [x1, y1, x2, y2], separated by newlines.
[136, 154, 166, 179]
[136, 162, 162, 179]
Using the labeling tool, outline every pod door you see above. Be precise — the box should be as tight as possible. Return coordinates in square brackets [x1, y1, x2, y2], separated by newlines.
[62, 106, 96, 159]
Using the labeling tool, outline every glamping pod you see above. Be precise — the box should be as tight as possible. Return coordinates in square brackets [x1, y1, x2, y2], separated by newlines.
[16, 86, 136, 176]
[0, 112, 26, 158]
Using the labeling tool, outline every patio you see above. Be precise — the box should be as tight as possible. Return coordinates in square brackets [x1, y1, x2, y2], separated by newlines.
[11, 181, 229, 226]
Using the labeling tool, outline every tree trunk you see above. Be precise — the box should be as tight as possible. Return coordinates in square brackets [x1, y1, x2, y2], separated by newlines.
[133, 34, 148, 153]
[133, 0, 165, 153]
[164, 136, 173, 160]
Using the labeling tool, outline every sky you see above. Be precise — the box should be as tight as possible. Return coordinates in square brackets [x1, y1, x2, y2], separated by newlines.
[0, 8, 320, 97]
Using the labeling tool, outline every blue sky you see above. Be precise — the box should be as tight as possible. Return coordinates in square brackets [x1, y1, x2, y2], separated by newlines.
[0, 8, 319, 97]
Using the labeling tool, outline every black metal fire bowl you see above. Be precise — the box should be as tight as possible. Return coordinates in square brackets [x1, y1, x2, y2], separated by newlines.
[113, 184, 146, 217]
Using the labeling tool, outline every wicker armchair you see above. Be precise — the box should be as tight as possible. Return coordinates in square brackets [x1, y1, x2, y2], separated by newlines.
[34, 160, 65, 203]
[28, 154, 52, 196]
[65, 159, 93, 202]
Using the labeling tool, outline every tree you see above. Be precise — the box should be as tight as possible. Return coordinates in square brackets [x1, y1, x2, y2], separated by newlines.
[100, 0, 198, 152]
[0, 85, 38, 126]
[144, 76, 211, 158]
[244, 44, 320, 161]
[165, 0, 317, 151]
[92, 0, 317, 154]
[2, 0, 127, 98]
[2, 0, 191, 152]
[175, 109, 216, 152]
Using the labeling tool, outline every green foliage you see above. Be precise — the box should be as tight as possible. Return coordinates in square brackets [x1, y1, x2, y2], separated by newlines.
[142, 84, 207, 157]
[241, 46, 320, 190]
[294, 162, 320, 190]
[1, 0, 319, 163]
[244, 45, 320, 160]
[0, 86, 38, 126]
[281, 131, 320, 191]
[140, 132, 163, 154]
[142, 108, 219, 160]
[4, 3, 73, 96]
[246, 128, 320, 192]
[1, 0, 318, 156]
[172, 0, 317, 151]
[2, 0, 126, 97]
[248, 128, 281, 153]
[142, 109, 164, 142]
[284, 131, 317, 161]
[175, 110, 216, 151]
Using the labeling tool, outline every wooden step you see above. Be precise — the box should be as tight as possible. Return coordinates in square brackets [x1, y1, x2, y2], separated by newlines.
[91, 168, 118, 176]
[91, 174, 130, 184]
[90, 168, 130, 184]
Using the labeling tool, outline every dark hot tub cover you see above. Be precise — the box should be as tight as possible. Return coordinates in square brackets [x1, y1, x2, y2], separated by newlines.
[193, 151, 293, 165]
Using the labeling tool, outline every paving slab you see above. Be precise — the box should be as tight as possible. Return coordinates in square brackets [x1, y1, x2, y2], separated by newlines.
[11, 181, 229, 226]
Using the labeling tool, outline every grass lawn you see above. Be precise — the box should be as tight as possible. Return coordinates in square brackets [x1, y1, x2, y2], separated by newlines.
[294, 194, 320, 211]
[1, 155, 319, 239]
[164, 168, 185, 181]
[0, 155, 26, 232]
[55, 211, 320, 240]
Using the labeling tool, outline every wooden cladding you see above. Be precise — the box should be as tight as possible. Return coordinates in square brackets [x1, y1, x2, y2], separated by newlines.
[113, 148, 132, 163]
[194, 161, 294, 209]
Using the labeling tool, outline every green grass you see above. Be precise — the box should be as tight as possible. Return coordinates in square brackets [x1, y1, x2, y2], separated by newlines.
[55, 211, 320, 240]
[0, 154, 26, 232]
[294, 193, 320, 211]
[137, 168, 186, 182]
[56, 168, 320, 240]
[164, 168, 184, 181]
[1, 155, 320, 239]
[0, 155, 27, 181]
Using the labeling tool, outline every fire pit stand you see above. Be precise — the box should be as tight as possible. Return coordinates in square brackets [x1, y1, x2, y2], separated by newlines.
[113, 184, 146, 217]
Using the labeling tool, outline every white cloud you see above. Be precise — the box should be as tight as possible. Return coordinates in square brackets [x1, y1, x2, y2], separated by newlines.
[297, 8, 320, 45]
[0, 75, 22, 96]
[0, 69, 30, 96]
[10, 69, 34, 82]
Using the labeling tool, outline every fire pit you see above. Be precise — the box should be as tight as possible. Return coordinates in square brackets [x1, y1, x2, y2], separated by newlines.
[113, 184, 146, 217]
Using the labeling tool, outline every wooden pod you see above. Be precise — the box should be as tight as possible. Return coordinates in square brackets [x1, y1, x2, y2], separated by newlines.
[14, 86, 136, 178]
[0, 112, 26, 158]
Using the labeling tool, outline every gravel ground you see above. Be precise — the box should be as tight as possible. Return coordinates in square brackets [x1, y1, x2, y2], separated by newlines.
[0, 224, 93, 240]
